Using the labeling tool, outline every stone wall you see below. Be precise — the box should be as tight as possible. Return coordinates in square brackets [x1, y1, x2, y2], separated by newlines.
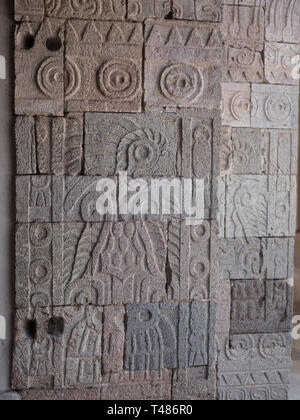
[7, 0, 299, 401]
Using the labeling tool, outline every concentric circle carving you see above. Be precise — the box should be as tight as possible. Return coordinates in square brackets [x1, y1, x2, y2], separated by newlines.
[37, 57, 63, 98]
[65, 57, 81, 99]
[30, 224, 52, 248]
[98, 60, 140, 100]
[30, 259, 52, 285]
[160, 63, 202, 104]
[265, 94, 292, 122]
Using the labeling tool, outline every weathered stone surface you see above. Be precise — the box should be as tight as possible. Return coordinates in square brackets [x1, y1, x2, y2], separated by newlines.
[217, 332, 292, 401]
[15, 0, 44, 21]
[144, 20, 222, 110]
[223, 44, 264, 83]
[231, 279, 293, 333]
[65, 20, 143, 113]
[251, 84, 299, 130]
[92, 221, 168, 305]
[223, 0, 265, 6]
[220, 126, 232, 174]
[125, 301, 216, 371]
[168, 221, 218, 301]
[216, 278, 231, 335]
[219, 238, 294, 280]
[265, 0, 300, 43]
[227, 128, 298, 175]
[219, 175, 297, 238]
[223, 5, 265, 45]
[21, 389, 100, 400]
[222, 83, 251, 127]
[15, 19, 65, 116]
[172, 367, 217, 400]
[0, 392, 21, 401]
[127, 0, 172, 20]
[265, 42, 300, 85]
[16, 115, 83, 175]
[45, 0, 126, 20]
[84, 112, 178, 177]
[172, 0, 223, 22]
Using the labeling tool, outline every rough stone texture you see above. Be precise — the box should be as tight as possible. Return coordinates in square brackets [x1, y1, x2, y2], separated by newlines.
[21, 389, 100, 400]
[222, 83, 251, 127]
[0, 392, 21, 400]
[16, 115, 83, 175]
[219, 175, 297, 238]
[231, 279, 293, 333]
[222, 128, 298, 175]
[217, 332, 292, 400]
[168, 221, 218, 300]
[127, 0, 172, 20]
[45, 0, 126, 21]
[65, 20, 143, 113]
[265, 0, 300, 43]
[219, 238, 294, 280]
[15, 19, 65, 116]
[265, 42, 300, 85]
[144, 20, 222, 110]
[15, 0, 44, 21]
[125, 301, 216, 371]
[172, 367, 217, 400]
[223, 44, 264, 83]
[251, 84, 299, 130]
[172, 0, 223, 22]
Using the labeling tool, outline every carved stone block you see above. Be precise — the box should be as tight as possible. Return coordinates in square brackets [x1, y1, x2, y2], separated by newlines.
[220, 126, 233, 174]
[251, 84, 299, 130]
[222, 83, 251, 127]
[127, 0, 172, 20]
[172, 0, 223, 22]
[261, 238, 294, 280]
[265, 42, 300, 85]
[223, 44, 264, 83]
[172, 367, 217, 400]
[219, 175, 297, 238]
[231, 279, 293, 333]
[216, 279, 231, 335]
[144, 20, 222, 109]
[92, 221, 168, 306]
[265, 0, 300, 43]
[45, 0, 126, 20]
[217, 332, 292, 401]
[65, 20, 143, 113]
[15, 19, 65, 116]
[84, 112, 178, 177]
[125, 301, 216, 371]
[223, 5, 265, 45]
[168, 221, 218, 301]
[16, 115, 83, 175]
[15, 0, 44, 21]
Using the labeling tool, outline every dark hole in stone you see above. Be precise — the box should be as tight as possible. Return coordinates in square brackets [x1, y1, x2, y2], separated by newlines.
[46, 36, 62, 52]
[165, 11, 173, 20]
[23, 320, 36, 339]
[48, 318, 64, 337]
[19, 33, 35, 51]
[165, 254, 173, 295]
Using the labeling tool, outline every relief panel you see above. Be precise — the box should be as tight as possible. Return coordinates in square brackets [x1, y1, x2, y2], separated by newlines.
[45, 0, 126, 20]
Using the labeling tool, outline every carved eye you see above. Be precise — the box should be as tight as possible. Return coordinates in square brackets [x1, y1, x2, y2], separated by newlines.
[17, 32, 35, 51]
[46, 36, 62, 52]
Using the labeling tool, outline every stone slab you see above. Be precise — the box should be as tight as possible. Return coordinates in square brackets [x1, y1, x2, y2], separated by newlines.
[219, 175, 297, 238]
[15, 0, 44, 21]
[168, 221, 218, 301]
[127, 0, 172, 20]
[265, 42, 300, 85]
[222, 83, 251, 127]
[15, 19, 65, 116]
[251, 84, 299, 130]
[223, 44, 264, 83]
[20, 389, 100, 400]
[16, 115, 84, 176]
[65, 20, 143, 113]
[217, 332, 292, 401]
[125, 301, 216, 371]
[172, 0, 223, 22]
[45, 0, 126, 20]
[172, 367, 217, 400]
[225, 128, 298, 175]
[0, 392, 21, 401]
[230, 279, 294, 334]
[265, 0, 300, 43]
[144, 20, 222, 110]
[219, 238, 294, 280]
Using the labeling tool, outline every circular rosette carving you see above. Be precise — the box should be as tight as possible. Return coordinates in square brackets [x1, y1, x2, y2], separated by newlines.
[191, 222, 210, 243]
[69, 0, 102, 16]
[30, 224, 52, 248]
[230, 92, 251, 121]
[258, 334, 287, 359]
[232, 138, 254, 171]
[37, 57, 64, 98]
[30, 259, 52, 285]
[265, 94, 292, 122]
[117, 129, 166, 175]
[65, 57, 81, 99]
[226, 335, 254, 360]
[98, 60, 140, 100]
[160, 63, 203, 104]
